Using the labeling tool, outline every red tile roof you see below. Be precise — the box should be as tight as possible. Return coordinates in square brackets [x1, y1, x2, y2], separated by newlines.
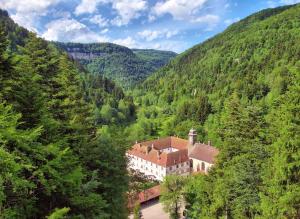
[138, 185, 160, 203]
[128, 185, 161, 209]
[127, 137, 189, 167]
[141, 136, 189, 150]
[189, 143, 219, 164]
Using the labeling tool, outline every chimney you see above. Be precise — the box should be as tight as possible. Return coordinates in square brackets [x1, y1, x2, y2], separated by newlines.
[157, 150, 161, 159]
[135, 140, 138, 144]
[146, 146, 151, 154]
[151, 143, 154, 150]
[208, 140, 211, 146]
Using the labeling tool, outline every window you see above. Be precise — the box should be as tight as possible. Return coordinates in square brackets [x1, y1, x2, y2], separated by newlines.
[197, 164, 200, 172]
[201, 162, 205, 171]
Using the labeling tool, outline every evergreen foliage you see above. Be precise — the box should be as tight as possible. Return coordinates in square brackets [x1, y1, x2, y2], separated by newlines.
[55, 42, 177, 89]
[130, 4, 300, 218]
[0, 12, 131, 219]
[0, 3, 299, 219]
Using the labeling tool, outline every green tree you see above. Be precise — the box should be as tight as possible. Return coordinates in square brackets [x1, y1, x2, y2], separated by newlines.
[133, 203, 142, 219]
[261, 77, 300, 218]
[160, 175, 186, 219]
[46, 208, 70, 219]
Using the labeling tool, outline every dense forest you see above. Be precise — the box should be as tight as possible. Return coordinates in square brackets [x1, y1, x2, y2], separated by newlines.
[130, 4, 300, 219]
[55, 42, 177, 89]
[0, 9, 135, 218]
[1, 2, 300, 219]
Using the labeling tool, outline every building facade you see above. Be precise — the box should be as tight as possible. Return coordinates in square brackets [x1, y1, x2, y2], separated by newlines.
[126, 129, 219, 181]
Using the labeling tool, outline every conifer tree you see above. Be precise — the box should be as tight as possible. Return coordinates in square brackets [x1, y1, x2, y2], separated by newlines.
[261, 75, 300, 218]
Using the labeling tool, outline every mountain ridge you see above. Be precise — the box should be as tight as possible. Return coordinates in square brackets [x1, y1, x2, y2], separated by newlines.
[55, 42, 177, 89]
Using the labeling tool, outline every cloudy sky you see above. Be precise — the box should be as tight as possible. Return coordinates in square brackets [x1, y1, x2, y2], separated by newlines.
[0, 0, 299, 52]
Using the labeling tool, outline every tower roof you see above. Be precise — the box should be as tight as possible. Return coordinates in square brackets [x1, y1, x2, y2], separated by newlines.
[189, 128, 197, 135]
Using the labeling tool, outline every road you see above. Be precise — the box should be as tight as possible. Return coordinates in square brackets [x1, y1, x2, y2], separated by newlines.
[129, 200, 169, 219]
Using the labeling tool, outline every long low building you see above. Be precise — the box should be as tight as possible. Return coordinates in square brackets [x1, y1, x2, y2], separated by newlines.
[126, 129, 219, 181]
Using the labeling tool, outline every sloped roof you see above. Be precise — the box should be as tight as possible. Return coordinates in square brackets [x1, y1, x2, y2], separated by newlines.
[189, 143, 219, 164]
[139, 185, 160, 203]
[141, 136, 189, 150]
[128, 185, 161, 208]
[127, 136, 189, 167]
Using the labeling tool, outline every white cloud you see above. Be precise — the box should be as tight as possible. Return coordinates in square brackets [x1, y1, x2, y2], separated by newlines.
[110, 0, 148, 26]
[112, 36, 184, 52]
[0, 0, 61, 32]
[0, 0, 60, 14]
[100, 28, 109, 34]
[224, 17, 240, 25]
[10, 13, 39, 32]
[152, 0, 208, 21]
[267, 0, 300, 7]
[148, 14, 156, 22]
[191, 14, 220, 31]
[151, 41, 185, 52]
[267, 0, 278, 7]
[74, 0, 109, 15]
[138, 29, 179, 41]
[42, 17, 108, 43]
[192, 14, 220, 24]
[75, 0, 147, 26]
[112, 36, 138, 48]
[90, 14, 109, 27]
[280, 0, 300, 4]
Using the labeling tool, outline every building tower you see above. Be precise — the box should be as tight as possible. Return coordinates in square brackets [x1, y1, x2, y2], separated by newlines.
[188, 128, 197, 155]
[188, 128, 197, 145]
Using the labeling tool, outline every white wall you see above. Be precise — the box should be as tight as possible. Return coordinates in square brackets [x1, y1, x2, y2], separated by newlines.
[127, 154, 167, 181]
[166, 161, 190, 176]
[126, 154, 190, 181]
[191, 158, 213, 173]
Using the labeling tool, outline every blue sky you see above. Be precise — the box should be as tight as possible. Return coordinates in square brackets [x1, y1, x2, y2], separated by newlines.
[0, 0, 299, 52]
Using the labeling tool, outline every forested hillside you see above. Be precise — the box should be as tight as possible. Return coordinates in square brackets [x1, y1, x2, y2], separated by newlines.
[0, 9, 134, 218]
[55, 42, 176, 89]
[1, 2, 300, 219]
[129, 4, 300, 218]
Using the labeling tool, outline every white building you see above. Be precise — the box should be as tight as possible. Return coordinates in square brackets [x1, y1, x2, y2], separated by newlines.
[127, 129, 219, 181]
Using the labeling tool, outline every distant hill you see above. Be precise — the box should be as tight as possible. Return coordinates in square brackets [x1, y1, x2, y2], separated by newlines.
[133, 3, 300, 140]
[55, 42, 177, 89]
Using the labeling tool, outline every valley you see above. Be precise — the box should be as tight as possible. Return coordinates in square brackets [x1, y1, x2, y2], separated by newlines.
[0, 2, 299, 219]
[55, 42, 176, 89]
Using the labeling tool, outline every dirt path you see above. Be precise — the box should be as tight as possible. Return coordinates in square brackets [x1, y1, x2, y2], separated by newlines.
[129, 200, 169, 219]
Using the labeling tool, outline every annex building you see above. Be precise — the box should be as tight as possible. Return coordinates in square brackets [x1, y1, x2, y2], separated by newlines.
[126, 129, 219, 181]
